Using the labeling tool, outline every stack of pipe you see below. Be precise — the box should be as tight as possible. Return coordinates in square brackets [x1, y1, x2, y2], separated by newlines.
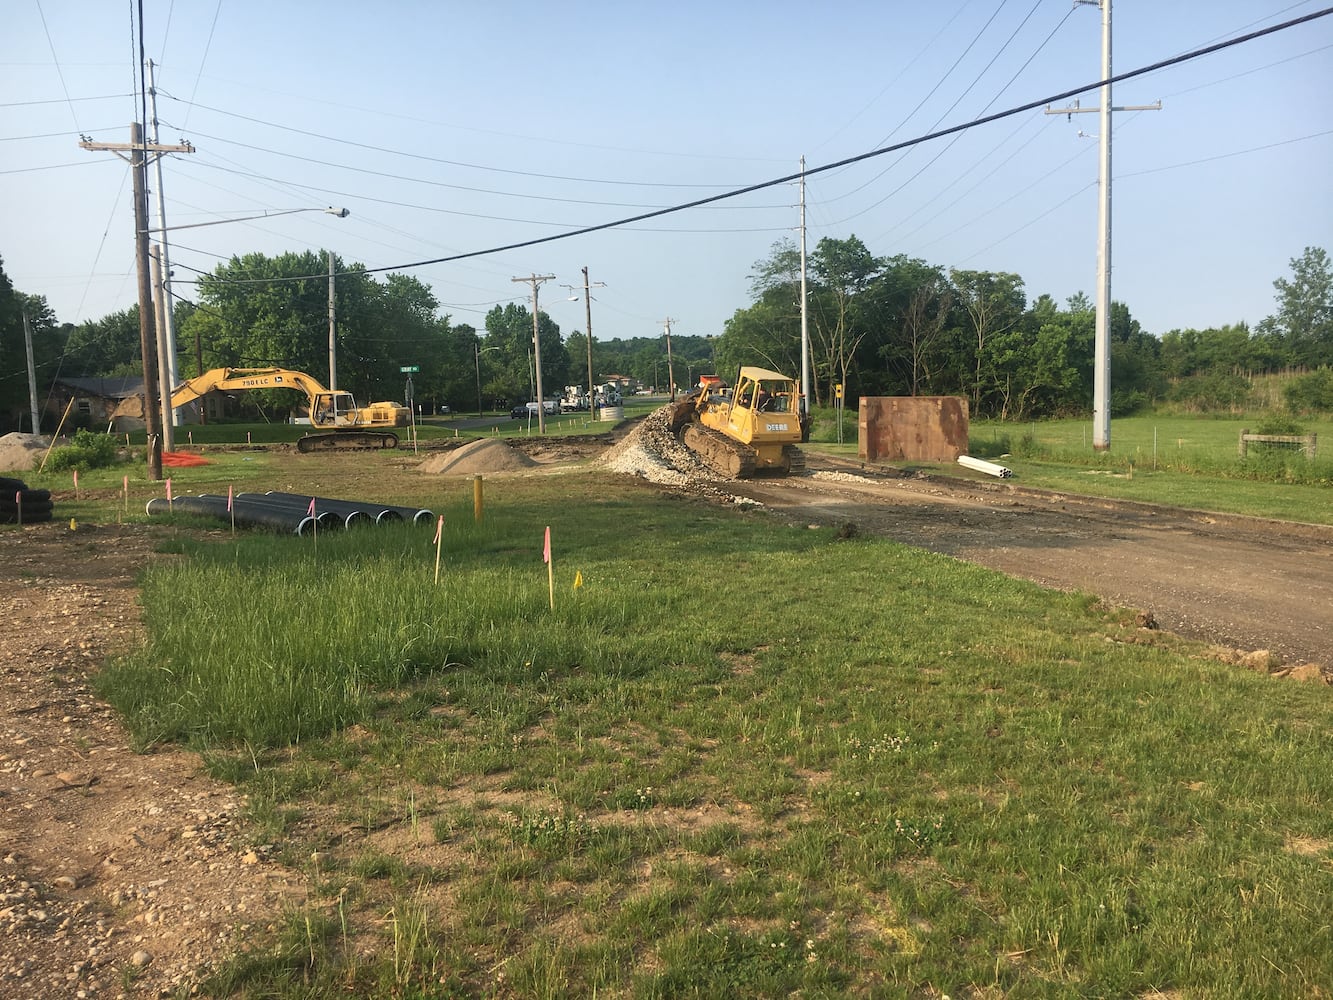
[146, 490, 434, 534]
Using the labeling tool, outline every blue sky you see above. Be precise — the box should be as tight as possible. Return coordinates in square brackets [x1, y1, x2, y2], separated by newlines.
[4, 1, 1330, 350]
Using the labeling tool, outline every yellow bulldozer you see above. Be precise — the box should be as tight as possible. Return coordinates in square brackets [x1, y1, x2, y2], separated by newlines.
[668, 366, 809, 478]
[170, 368, 409, 452]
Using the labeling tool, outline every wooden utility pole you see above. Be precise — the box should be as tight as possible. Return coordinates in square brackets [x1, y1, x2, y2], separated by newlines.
[81, 125, 194, 480]
[662, 317, 677, 401]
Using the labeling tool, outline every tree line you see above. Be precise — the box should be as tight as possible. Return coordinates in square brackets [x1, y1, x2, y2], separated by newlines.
[1, 242, 1329, 432]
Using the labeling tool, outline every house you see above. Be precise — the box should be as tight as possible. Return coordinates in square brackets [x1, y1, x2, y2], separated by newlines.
[47, 376, 223, 432]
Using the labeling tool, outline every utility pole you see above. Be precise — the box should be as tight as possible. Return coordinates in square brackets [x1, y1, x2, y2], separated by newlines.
[582, 267, 604, 413]
[512, 274, 555, 433]
[798, 156, 811, 416]
[328, 251, 338, 391]
[150, 245, 172, 450]
[562, 268, 605, 413]
[662, 317, 677, 401]
[1046, 0, 1159, 452]
[22, 311, 40, 434]
[81, 125, 193, 480]
[145, 59, 182, 436]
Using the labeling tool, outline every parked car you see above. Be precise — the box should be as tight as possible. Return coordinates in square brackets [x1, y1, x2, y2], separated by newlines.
[510, 406, 528, 419]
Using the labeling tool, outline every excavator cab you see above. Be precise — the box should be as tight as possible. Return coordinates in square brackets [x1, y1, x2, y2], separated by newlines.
[310, 390, 360, 429]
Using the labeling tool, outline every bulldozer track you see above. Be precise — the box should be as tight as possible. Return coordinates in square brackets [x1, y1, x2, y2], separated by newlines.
[681, 424, 756, 478]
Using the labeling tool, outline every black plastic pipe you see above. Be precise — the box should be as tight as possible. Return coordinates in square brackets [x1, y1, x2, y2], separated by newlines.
[262, 491, 432, 525]
[204, 494, 344, 531]
[235, 492, 374, 529]
[147, 496, 316, 535]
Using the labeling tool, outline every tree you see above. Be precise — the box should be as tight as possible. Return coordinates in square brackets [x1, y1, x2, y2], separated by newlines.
[807, 236, 879, 403]
[64, 307, 144, 377]
[949, 269, 1025, 414]
[180, 250, 450, 413]
[0, 260, 66, 432]
[1258, 246, 1332, 368]
[483, 303, 567, 403]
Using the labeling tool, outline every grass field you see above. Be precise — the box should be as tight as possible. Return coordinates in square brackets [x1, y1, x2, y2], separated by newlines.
[54, 445, 1331, 998]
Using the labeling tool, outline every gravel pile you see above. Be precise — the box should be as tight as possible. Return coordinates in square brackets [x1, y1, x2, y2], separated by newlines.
[597, 406, 720, 486]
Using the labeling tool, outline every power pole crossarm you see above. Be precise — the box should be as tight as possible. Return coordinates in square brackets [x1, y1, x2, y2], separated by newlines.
[78, 138, 195, 157]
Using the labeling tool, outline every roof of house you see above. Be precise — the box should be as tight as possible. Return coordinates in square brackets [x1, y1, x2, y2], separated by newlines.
[54, 376, 145, 399]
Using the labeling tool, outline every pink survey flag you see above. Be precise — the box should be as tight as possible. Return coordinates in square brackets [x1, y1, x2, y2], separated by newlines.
[166, 477, 173, 502]
[433, 515, 444, 545]
[542, 526, 551, 564]
[227, 484, 233, 511]
[307, 497, 316, 516]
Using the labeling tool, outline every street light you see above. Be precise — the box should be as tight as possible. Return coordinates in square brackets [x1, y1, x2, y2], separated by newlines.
[475, 343, 499, 418]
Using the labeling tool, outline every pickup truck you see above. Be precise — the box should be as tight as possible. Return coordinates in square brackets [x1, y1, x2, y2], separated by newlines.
[526, 401, 559, 415]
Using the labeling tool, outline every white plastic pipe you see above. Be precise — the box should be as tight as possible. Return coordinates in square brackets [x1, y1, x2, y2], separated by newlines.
[958, 455, 1013, 479]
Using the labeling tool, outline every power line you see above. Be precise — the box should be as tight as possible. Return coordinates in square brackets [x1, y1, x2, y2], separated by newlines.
[159, 94, 756, 190]
[34, 0, 80, 130]
[165, 8, 1333, 288]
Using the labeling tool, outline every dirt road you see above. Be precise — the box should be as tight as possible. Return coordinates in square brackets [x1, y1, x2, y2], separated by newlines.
[717, 458, 1332, 672]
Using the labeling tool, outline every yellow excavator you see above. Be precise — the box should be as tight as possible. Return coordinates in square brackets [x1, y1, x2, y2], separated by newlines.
[668, 366, 808, 477]
[170, 368, 409, 452]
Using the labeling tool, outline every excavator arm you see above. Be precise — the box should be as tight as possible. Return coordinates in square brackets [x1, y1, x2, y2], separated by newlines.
[169, 368, 331, 409]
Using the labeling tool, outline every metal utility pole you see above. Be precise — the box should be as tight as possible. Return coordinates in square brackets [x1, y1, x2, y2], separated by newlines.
[150, 245, 173, 450]
[1046, 0, 1159, 452]
[22, 311, 40, 434]
[328, 251, 338, 391]
[582, 267, 604, 412]
[662, 317, 677, 401]
[81, 124, 194, 480]
[145, 59, 182, 435]
[799, 156, 811, 416]
[512, 273, 555, 433]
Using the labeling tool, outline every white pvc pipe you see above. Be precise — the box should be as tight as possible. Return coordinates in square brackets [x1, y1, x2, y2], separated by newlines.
[958, 455, 1013, 479]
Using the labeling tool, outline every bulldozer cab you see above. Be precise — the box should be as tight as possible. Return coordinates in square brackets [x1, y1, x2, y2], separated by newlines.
[732, 371, 796, 417]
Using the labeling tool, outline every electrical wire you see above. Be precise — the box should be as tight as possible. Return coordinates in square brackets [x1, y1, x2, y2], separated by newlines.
[34, 0, 80, 130]
[181, 0, 222, 131]
[167, 125, 787, 211]
[90, 9, 1333, 293]
[1120, 128, 1333, 178]
[159, 94, 755, 190]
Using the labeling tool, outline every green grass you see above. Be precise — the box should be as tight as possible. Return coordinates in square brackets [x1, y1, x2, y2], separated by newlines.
[959, 414, 1333, 524]
[86, 469, 1333, 998]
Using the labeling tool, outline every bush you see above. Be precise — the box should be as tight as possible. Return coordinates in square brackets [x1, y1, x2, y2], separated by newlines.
[1283, 368, 1333, 413]
[45, 429, 121, 472]
[1252, 415, 1305, 436]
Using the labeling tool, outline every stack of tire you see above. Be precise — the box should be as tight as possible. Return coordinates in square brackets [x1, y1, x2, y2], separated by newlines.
[0, 476, 54, 525]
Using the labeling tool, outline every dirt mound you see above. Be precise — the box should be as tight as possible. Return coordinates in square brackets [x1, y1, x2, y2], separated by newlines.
[418, 437, 538, 475]
[598, 406, 716, 485]
[0, 433, 48, 473]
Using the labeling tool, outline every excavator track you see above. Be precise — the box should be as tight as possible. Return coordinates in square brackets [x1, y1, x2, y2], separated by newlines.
[297, 431, 399, 453]
[681, 423, 757, 479]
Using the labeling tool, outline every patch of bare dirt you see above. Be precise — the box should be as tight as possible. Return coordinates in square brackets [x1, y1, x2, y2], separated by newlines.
[0, 522, 304, 999]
